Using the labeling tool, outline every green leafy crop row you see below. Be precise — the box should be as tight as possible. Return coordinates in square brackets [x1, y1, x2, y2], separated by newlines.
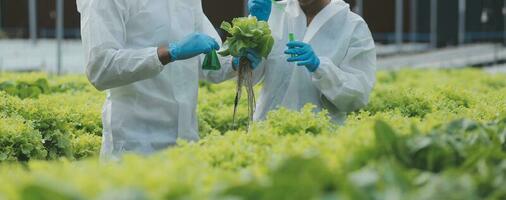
[0, 77, 88, 99]
[221, 118, 506, 200]
[0, 69, 505, 199]
[0, 74, 102, 161]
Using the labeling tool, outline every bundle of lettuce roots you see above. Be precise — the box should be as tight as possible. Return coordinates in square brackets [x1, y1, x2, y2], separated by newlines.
[219, 17, 275, 126]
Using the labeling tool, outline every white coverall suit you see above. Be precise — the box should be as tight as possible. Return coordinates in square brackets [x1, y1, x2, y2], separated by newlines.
[77, 0, 236, 160]
[253, 0, 377, 123]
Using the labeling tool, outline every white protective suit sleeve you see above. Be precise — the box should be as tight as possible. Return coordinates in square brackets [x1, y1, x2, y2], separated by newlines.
[251, 60, 267, 85]
[81, 0, 164, 91]
[197, 12, 238, 83]
[311, 20, 376, 112]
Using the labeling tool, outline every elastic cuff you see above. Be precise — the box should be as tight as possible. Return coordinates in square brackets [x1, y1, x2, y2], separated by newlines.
[312, 67, 324, 79]
[152, 47, 165, 70]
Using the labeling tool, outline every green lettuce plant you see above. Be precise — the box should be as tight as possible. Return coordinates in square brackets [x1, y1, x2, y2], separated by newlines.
[218, 17, 274, 125]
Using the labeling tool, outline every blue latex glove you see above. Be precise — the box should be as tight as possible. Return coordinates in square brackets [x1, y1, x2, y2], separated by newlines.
[285, 41, 320, 72]
[233, 49, 262, 70]
[248, 0, 272, 21]
[169, 33, 220, 61]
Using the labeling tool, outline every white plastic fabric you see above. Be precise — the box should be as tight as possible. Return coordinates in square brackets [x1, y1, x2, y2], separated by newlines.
[77, 0, 236, 161]
[286, 0, 300, 34]
[253, 0, 377, 123]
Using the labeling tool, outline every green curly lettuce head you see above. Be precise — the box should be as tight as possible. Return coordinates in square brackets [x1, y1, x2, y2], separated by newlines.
[218, 17, 275, 59]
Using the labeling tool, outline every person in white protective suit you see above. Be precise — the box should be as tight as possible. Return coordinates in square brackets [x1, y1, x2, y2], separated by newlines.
[246, 0, 376, 123]
[76, 0, 239, 160]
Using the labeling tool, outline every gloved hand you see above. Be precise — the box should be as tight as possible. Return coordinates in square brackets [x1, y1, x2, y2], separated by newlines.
[285, 41, 320, 72]
[248, 0, 272, 21]
[169, 33, 220, 61]
[233, 49, 262, 70]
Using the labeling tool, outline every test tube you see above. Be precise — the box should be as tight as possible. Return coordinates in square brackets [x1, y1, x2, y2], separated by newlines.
[289, 33, 296, 57]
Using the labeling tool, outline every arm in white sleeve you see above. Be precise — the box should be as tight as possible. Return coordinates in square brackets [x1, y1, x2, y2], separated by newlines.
[311, 21, 377, 112]
[252, 59, 267, 85]
[200, 53, 268, 84]
[81, 0, 164, 91]
[199, 55, 238, 84]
